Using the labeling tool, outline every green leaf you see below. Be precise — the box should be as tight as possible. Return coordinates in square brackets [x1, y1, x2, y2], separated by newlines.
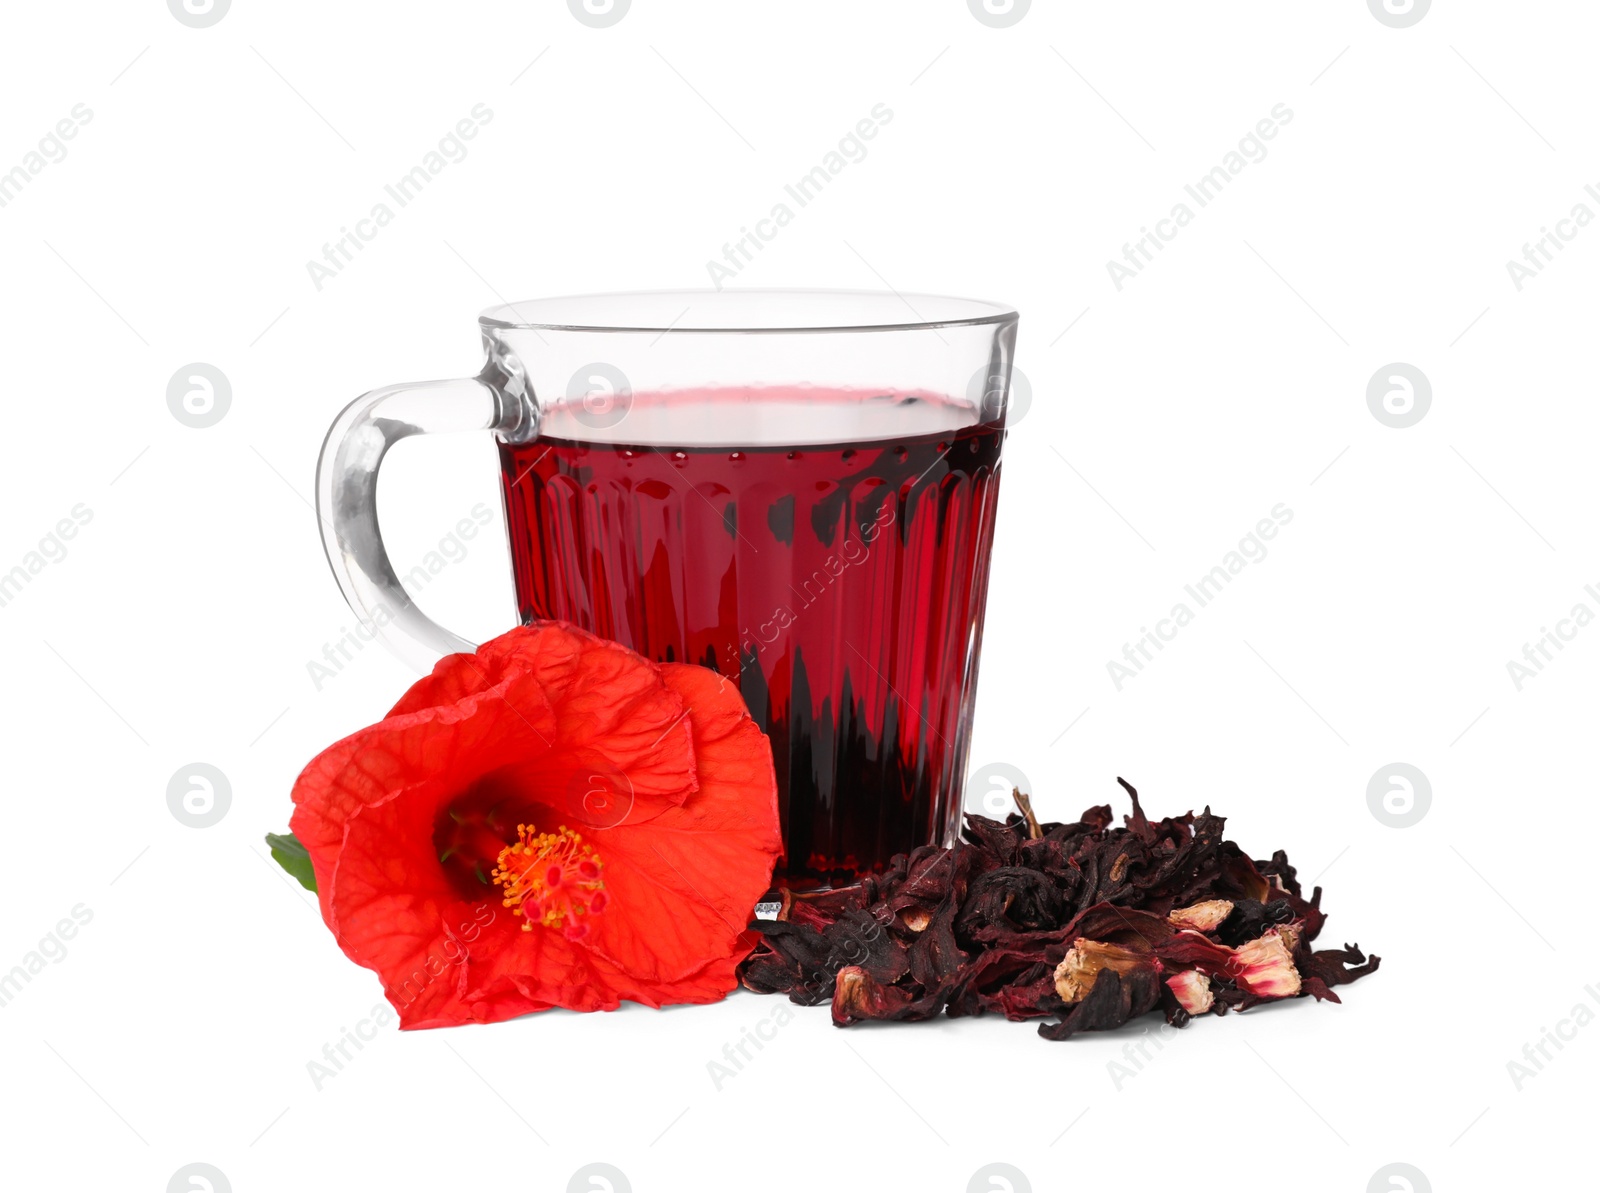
[266, 830, 317, 892]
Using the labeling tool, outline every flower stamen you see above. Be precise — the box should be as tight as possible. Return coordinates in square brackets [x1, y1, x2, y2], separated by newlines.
[490, 823, 606, 940]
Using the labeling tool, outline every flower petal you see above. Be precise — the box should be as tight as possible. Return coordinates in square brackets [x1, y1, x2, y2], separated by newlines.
[291, 675, 553, 931]
[578, 663, 783, 985]
[393, 624, 699, 825]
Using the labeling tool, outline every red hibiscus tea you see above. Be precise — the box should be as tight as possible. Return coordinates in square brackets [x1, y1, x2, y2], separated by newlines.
[500, 388, 1004, 888]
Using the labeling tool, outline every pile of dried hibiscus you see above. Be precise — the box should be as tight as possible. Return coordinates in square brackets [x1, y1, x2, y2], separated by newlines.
[739, 782, 1379, 1040]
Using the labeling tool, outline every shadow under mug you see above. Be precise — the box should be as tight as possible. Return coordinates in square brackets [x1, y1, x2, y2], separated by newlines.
[317, 289, 1019, 888]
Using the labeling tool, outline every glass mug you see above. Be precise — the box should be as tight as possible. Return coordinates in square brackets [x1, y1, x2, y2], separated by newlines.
[316, 290, 1018, 889]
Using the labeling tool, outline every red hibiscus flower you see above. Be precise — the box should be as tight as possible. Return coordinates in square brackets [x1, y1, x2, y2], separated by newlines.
[289, 622, 782, 1029]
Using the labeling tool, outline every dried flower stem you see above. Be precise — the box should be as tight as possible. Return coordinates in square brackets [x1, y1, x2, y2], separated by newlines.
[1012, 787, 1043, 840]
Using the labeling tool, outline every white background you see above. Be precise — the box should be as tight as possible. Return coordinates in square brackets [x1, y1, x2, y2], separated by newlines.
[0, 2, 1593, 1190]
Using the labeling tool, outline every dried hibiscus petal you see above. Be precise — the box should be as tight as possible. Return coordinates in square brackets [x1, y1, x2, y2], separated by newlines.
[1053, 939, 1158, 1005]
[1300, 942, 1382, 1001]
[739, 778, 1380, 1043]
[833, 965, 947, 1024]
[1230, 927, 1302, 998]
[1217, 896, 1295, 947]
[1156, 929, 1236, 974]
[1038, 965, 1163, 1041]
[1168, 899, 1233, 932]
[1166, 968, 1215, 1015]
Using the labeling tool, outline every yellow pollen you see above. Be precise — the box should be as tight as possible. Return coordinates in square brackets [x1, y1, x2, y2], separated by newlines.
[490, 823, 607, 939]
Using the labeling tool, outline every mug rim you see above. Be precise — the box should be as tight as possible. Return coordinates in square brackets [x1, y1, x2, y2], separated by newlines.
[478, 288, 1017, 335]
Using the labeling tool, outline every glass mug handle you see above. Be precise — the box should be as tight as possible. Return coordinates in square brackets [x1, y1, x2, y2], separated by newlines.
[315, 376, 530, 673]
